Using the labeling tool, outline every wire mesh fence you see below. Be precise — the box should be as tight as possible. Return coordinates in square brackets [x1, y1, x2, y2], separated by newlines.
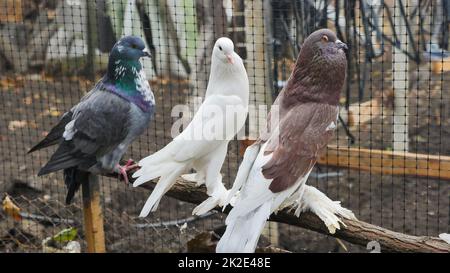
[0, 0, 449, 253]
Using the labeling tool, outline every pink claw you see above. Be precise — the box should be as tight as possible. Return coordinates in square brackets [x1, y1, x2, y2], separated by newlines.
[117, 165, 130, 185]
[124, 159, 134, 168]
[117, 159, 139, 185]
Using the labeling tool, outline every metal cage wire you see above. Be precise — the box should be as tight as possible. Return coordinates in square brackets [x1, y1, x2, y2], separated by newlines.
[0, 0, 449, 253]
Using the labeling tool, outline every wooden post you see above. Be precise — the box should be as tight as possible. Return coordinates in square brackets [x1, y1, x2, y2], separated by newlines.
[0, 0, 23, 23]
[392, 0, 409, 151]
[318, 145, 450, 180]
[82, 174, 106, 253]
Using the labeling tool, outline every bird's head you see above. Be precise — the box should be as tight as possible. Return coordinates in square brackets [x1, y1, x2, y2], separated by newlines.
[301, 28, 347, 61]
[107, 36, 151, 81]
[292, 29, 347, 87]
[104, 36, 153, 108]
[110, 36, 151, 61]
[212, 37, 236, 65]
[284, 29, 347, 106]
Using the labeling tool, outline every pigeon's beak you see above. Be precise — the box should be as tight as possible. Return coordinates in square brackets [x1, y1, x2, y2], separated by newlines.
[226, 54, 234, 64]
[142, 48, 151, 58]
[336, 40, 348, 51]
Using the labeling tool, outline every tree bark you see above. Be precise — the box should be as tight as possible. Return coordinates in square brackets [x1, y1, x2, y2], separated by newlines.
[106, 171, 450, 253]
[189, 0, 227, 98]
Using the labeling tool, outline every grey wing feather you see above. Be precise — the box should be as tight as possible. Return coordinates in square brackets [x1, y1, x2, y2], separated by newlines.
[28, 111, 73, 153]
[38, 90, 132, 175]
[28, 86, 101, 154]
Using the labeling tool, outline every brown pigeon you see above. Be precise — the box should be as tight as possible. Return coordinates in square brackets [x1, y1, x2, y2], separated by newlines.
[217, 29, 356, 253]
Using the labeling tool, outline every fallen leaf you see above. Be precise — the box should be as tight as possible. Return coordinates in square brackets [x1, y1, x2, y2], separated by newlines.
[28, 120, 38, 129]
[2, 195, 22, 221]
[8, 120, 27, 131]
[0, 76, 24, 90]
[47, 10, 56, 20]
[23, 96, 32, 105]
[50, 110, 61, 117]
[47, 107, 61, 117]
[51, 227, 78, 244]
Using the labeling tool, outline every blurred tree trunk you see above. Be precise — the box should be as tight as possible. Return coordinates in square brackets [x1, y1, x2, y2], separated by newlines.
[86, 0, 98, 79]
[107, 0, 191, 79]
[149, 0, 190, 78]
[189, 0, 227, 99]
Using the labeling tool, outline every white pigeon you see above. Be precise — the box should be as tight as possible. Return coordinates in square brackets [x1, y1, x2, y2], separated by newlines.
[133, 37, 249, 217]
[216, 29, 356, 253]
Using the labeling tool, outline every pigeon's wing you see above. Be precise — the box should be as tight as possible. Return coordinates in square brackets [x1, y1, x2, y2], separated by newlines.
[170, 94, 247, 162]
[28, 111, 73, 153]
[224, 91, 286, 206]
[38, 90, 132, 175]
[262, 102, 339, 193]
[28, 87, 100, 153]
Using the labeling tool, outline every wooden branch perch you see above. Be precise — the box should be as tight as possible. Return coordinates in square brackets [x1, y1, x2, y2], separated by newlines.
[107, 172, 450, 253]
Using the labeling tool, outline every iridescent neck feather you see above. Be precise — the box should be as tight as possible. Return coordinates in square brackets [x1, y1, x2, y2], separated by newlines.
[103, 55, 154, 112]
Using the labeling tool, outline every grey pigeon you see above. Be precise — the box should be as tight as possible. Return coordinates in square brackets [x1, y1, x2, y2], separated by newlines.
[217, 29, 355, 253]
[29, 36, 155, 204]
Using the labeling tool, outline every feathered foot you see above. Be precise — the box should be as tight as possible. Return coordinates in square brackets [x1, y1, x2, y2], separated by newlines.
[292, 185, 356, 234]
[181, 172, 205, 187]
[192, 182, 229, 216]
[117, 159, 139, 185]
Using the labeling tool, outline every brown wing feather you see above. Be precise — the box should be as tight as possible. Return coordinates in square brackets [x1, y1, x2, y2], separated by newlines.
[261, 102, 338, 193]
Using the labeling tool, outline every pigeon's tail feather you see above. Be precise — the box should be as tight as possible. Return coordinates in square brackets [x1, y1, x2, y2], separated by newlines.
[38, 154, 84, 176]
[63, 167, 89, 204]
[132, 163, 165, 185]
[37, 143, 92, 176]
[132, 144, 174, 183]
[224, 144, 260, 207]
[135, 144, 173, 170]
[216, 201, 271, 253]
[28, 112, 72, 153]
[28, 137, 60, 154]
[138, 163, 185, 217]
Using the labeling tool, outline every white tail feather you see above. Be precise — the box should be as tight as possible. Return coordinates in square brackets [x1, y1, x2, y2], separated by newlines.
[138, 164, 185, 217]
[224, 144, 260, 208]
[137, 144, 173, 167]
[132, 164, 166, 187]
[216, 201, 271, 253]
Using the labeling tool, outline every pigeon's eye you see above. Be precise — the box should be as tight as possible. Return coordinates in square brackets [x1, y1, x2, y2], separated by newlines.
[321, 35, 329, 42]
[218, 46, 223, 51]
[131, 44, 137, 49]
